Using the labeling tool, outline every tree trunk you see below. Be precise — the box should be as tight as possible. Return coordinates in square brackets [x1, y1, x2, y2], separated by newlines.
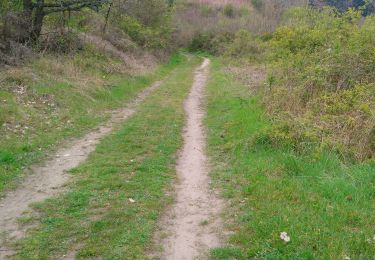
[23, 0, 33, 19]
[22, 0, 34, 43]
[102, 2, 113, 34]
[30, 0, 45, 43]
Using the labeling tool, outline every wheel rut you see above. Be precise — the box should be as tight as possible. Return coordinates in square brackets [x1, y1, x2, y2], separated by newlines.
[157, 58, 223, 260]
[0, 80, 163, 259]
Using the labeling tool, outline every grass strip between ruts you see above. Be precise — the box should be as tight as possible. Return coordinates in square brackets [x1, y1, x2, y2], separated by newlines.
[0, 52, 185, 194]
[13, 55, 201, 259]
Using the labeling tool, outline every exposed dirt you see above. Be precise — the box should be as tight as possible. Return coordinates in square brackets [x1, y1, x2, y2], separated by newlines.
[155, 58, 223, 259]
[0, 80, 162, 259]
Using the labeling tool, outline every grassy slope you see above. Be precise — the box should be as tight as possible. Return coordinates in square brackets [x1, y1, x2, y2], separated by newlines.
[0, 48, 181, 194]
[206, 59, 375, 259]
[12, 55, 200, 259]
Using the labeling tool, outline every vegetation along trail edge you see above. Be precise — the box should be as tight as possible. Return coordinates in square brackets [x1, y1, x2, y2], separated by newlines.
[157, 58, 223, 259]
[0, 79, 164, 259]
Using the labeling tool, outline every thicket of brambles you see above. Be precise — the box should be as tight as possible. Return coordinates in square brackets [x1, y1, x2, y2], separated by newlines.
[176, 0, 374, 161]
[236, 6, 374, 161]
[258, 7, 374, 161]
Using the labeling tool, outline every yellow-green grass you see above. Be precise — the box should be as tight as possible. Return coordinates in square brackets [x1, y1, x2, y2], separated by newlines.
[11, 55, 201, 259]
[0, 49, 184, 194]
[206, 59, 375, 259]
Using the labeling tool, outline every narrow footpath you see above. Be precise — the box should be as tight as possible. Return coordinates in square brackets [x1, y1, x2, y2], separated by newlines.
[158, 58, 223, 260]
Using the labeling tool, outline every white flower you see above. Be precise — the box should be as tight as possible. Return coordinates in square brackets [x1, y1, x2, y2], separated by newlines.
[280, 232, 291, 243]
[344, 256, 350, 260]
[128, 198, 135, 203]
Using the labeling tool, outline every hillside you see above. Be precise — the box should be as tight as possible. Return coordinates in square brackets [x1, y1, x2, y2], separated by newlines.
[0, 0, 374, 259]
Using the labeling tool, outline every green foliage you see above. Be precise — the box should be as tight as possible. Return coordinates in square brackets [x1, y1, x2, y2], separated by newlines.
[118, 0, 170, 27]
[0, 151, 16, 164]
[13, 55, 199, 259]
[310, 0, 374, 15]
[188, 32, 233, 54]
[1, 0, 174, 53]
[189, 33, 215, 52]
[251, 0, 263, 9]
[0, 0, 22, 14]
[0, 51, 185, 193]
[224, 30, 264, 61]
[218, 6, 374, 160]
[117, 15, 170, 49]
[223, 4, 235, 18]
[261, 7, 375, 160]
[206, 59, 375, 259]
[39, 31, 83, 54]
[200, 4, 214, 16]
[111, 0, 173, 49]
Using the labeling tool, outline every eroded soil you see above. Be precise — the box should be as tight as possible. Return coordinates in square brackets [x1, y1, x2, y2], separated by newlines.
[156, 59, 223, 260]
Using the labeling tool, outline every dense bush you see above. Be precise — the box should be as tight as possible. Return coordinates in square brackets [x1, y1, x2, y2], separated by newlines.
[0, 0, 175, 62]
[224, 30, 264, 61]
[309, 0, 374, 15]
[188, 31, 233, 54]
[111, 0, 173, 50]
[218, 6, 374, 160]
[262, 7, 375, 160]
[188, 33, 215, 52]
[39, 30, 83, 54]
[251, 0, 263, 9]
[223, 4, 235, 17]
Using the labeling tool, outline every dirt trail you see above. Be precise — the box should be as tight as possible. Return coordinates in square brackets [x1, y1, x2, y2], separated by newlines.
[0, 81, 162, 259]
[157, 58, 223, 259]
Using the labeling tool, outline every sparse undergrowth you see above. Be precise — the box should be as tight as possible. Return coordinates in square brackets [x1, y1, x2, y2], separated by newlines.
[0, 50, 184, 194]
[206, 59, 375, 259]
[11, 55, 200, 259]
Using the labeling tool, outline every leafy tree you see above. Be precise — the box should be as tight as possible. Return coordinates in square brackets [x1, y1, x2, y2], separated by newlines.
[309, 0, 374, 15]
[2, 0, 111, 43]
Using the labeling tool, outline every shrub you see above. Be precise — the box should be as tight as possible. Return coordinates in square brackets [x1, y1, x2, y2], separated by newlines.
[188, 33, 215, 52]
[110, 0, 173, 50]
[217, 6, 375, 160]
[200, 4, 214, 16]
[39, 30, 83, 54]
[0, 40, 33, 65]
[251, 0, 263, 9]
[223, 4, 235, 18]
[251, 123, 317, 153]
[224, 30, 264, 61]
[188, 32, 233, 54]
[261, 7, 375, 160]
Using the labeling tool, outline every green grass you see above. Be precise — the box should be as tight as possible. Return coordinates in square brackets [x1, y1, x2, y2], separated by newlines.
[0, 49, 185, 194]
[11, 55, 201, 259]
[206, 59, 375, 259]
